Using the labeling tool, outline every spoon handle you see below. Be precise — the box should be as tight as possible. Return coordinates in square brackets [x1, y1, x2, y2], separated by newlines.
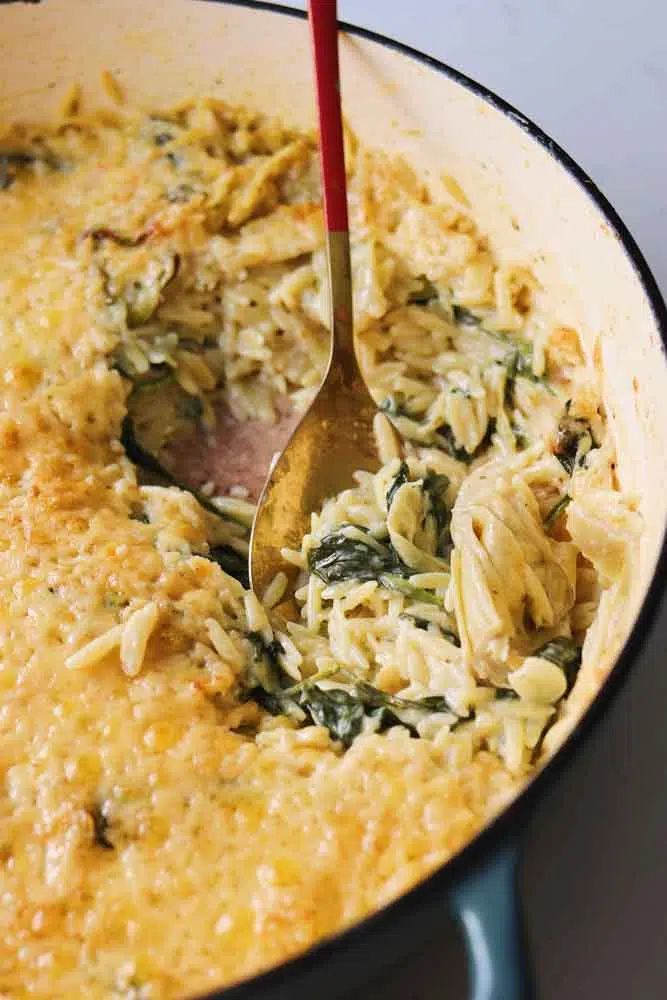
[308, 0, 348, 232]
[308, 0, 357, 379]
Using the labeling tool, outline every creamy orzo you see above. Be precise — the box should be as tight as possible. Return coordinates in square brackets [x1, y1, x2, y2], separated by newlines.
[0, 85, 641, 998]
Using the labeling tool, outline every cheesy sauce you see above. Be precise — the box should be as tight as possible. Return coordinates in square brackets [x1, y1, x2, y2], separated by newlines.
[0, 87, 639, 998]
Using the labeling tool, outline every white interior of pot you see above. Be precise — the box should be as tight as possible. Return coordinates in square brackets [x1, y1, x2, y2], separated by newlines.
[3, 0, 665, 677]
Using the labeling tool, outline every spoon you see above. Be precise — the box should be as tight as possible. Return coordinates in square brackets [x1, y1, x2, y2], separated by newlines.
[249, 0, 380, 614]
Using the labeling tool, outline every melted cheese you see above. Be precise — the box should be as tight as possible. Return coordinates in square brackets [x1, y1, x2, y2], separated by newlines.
[0, 94, 634, 999]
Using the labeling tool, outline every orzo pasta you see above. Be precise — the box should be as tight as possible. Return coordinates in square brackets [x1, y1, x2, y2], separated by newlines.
[0, 85, 641, 998]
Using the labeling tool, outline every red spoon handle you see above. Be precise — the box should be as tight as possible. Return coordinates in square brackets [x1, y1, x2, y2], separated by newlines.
[308, 0, 349, 233]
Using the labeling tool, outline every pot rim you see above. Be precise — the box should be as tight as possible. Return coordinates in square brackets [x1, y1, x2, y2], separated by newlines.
[171, 1, 667, 995]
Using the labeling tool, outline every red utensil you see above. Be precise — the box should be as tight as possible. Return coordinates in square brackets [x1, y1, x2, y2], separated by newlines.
[308, 0, 349, 233]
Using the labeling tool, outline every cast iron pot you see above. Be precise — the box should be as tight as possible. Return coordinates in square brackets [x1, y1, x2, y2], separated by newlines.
[2, 1, 666, 997]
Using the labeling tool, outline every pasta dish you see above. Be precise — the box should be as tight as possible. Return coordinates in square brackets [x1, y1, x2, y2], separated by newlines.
[0, 81, 641, 998]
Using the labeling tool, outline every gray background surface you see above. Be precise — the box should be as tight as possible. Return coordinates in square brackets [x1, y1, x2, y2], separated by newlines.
[278, 2, 667, 997]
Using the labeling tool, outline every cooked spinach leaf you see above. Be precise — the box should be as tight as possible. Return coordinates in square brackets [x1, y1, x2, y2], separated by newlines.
[543, 493, 571, 529]
[511, 422, 529, 450]
[494, 688, 520, 701]
[502, 344, 550, 407]
[293, 686, 366, 747]
[386, 461, 409, 511]
[99, 252, 180, 330]
[422, 471, 451, 556]
[505, 343, 533, 376]
[408, 277, 439, 305]
[352, 679, 453, 716]
[129, 504, 150, 524]
[505, 344, 540, 388]
[89, 803, 114, 850]
[440, 627, 461, 647]
[450, 305, 549, 401]
[382, 391, 494, 465]
[379, 574, 441, 605]
[246, 632, 284, 693]
[435, 424, 474, 463]
[308, 529, 408, 585]
[0, 151, 35, 190]
[452, 304, 481, 327]
[533, 636, 582, 691]
[399, 614, 461, 646]
[435, 418, 496, 464]
[0, 148, 60, 191]
[103, 591, 129, 610]
[252, 670, 460, 748]
[123, 254, 180, 328]
[400, 614, 432, 631]
[366, 704, 418, 737]
[553, 403, 597, 475]
[165, 150, 185, 169]
[250, 686, 305, 722]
